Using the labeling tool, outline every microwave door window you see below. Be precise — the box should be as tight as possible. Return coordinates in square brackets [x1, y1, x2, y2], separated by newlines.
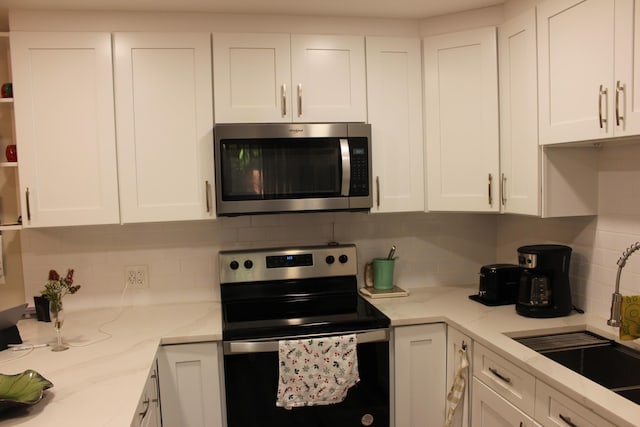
[221, 138, 342, 200]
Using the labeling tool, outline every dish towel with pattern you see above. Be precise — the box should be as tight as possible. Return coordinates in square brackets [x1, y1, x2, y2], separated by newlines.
[276, 334, 359, 409]
[620, 295, 640, 341]
[445, 345, 469, 427]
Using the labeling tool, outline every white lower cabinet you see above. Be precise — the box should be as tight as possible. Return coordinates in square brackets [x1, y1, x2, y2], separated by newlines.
[132, 360, 161, 427]
[394, 323, 446, 427]
[535, 380, 616, 427]
[472, 378, 541, 427]
[472, 343, 621, 427]
[157, 342, 223, 427]
[473, 343, 536, 414]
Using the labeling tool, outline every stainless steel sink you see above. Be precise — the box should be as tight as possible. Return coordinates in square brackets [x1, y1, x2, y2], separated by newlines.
[515, 331, 640, 404]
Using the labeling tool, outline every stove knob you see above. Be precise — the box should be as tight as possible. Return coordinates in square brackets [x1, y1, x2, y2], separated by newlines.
[229, 260, 239, 270]
[325, 255, 335, 265]
[339, 254, 349, 264]
[244, 260, 253, 269]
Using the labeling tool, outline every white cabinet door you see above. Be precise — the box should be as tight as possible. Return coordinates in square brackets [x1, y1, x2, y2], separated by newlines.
[114, 32, 215, 223]
[291, 34, 366, 122]
[11, 32, 120, 227]
[394, 323, 446, 427]
[471, 378, 541, 427]
[537, 0, 615, 144]
[445, 326, 471, 427]
[498, 8, 540, 216]
[213, 33, 291, 123]
[534, 380, 616, 427]
[366, 36, 424, 213]
[424, 27, 500, 212]
[614, 0, 640, 136]
[157, 342, 223, 427]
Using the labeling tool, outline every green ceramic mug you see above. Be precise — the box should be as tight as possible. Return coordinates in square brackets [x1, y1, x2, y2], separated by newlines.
[372, 258, 395, 290]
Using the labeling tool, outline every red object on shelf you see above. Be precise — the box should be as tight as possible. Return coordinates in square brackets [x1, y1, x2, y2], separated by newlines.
[5, 145, 16, 162]
[1, 83, 12, 98]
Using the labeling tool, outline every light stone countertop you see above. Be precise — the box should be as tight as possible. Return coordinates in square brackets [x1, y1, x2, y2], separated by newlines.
[0, 286, 637, 426]
[0, 302, 221, 427]
[365, 285, 640, 427]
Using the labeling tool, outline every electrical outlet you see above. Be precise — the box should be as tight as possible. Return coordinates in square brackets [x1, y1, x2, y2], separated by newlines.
[125, 265, 148, 288]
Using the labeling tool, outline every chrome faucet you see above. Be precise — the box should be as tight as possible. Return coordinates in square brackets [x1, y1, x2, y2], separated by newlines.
[608, 241, 640, 327]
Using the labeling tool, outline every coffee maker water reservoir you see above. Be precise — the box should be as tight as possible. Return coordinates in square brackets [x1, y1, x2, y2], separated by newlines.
[516, 244, 573, 318]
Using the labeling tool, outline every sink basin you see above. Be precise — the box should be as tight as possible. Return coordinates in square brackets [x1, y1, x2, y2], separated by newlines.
[515, 331, 640, 404]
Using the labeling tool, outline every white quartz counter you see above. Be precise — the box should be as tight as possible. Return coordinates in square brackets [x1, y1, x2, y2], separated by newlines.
[366, 285, 640, 427]
[0, 286, 637, 426]
[0, 302, 221, 426]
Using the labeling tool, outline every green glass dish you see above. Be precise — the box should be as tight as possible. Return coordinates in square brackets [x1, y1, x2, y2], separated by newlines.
[0, 370, 53, 411]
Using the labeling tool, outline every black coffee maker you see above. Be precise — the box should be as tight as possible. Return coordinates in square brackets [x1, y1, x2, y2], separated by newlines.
[516, 244, 572, 318]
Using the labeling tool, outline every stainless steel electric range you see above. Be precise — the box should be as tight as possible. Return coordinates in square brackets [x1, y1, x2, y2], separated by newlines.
[219, 243, 391, 427]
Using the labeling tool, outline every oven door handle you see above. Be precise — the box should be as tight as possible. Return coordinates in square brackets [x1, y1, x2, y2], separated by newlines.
[224, 329, 389, 355]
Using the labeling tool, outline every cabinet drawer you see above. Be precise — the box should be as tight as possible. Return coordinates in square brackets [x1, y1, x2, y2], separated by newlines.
[473, 342, 535, 415]
[534, 380, 616, 427]
[471, 378, 540, 427]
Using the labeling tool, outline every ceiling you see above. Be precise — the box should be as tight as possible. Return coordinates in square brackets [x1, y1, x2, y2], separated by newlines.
[0, 0, 504, 20]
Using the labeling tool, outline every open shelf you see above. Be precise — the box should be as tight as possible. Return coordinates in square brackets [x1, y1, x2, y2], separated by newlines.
[0, 224, 22, 231]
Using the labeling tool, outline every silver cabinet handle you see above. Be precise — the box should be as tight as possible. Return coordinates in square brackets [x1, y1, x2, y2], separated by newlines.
[501, 173, 507, 206]
[376, 176, 380, 208]
[138, 398, 150, 423]
[559, 413, 578, 427]
[616, 80, 624, 127]
[599, 85, 608, 129]
[297, 83, 303, 117]
[281, 83, 287, 117]
[25, 187, 31, 221]
[487, 173, 493, 206]
[488, 366, 511, 384]
[205, 180, 211, 213]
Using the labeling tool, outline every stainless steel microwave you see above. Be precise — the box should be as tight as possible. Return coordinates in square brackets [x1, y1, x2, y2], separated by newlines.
[214, 123, 372, 216]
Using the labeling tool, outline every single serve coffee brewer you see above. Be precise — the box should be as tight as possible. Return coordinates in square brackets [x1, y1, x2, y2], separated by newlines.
[515, 244, 573, 318]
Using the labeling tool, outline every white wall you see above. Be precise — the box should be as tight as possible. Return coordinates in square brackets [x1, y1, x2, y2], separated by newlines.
[20, 212, 497, 309]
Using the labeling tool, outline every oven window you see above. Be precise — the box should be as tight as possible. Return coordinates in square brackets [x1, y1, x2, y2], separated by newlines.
[220, 138, 342, 200]
[223, 341, 390, 427]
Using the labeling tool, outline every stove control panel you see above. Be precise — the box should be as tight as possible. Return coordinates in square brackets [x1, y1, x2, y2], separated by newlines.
[219, 244, 357, 284]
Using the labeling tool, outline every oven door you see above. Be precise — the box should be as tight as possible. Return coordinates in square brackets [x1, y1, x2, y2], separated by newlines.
[222, 329, 390, 427]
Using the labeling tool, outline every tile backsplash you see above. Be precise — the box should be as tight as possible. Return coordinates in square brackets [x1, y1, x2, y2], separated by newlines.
[17, 141, 640, 321]
[19, 212, 498, 310]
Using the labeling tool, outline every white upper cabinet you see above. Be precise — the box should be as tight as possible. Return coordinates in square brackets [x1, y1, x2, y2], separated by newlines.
[498, 9, 540, 216]
[614, 0, 640, 136]
[366, 36, 424, 213]
[213, 33, 291, 123]
[537, 0, 640, 143]
[113, 32, 215, 223]
[11, 32, 120, 227]
[424, 27, 500, 212]
[290, 34, 366, 122]
[213, 33, 366, 123]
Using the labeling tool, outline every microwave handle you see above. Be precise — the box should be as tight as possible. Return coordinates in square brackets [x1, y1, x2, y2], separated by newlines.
[340, 138, 351, 196]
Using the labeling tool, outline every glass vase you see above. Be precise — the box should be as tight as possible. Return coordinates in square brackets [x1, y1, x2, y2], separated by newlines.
[50, 306, 69, 352]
